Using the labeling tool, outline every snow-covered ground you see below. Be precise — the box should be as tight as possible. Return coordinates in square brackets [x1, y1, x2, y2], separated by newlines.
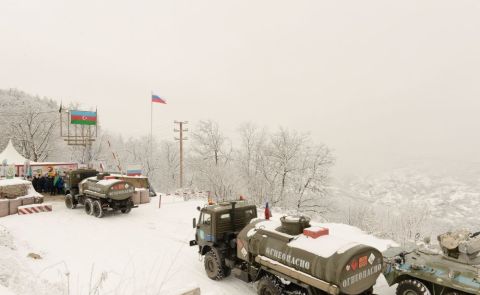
[0, 196, 396, 295]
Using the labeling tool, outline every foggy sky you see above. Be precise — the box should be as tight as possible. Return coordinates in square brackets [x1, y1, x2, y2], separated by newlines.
[1, 0, 479, 176]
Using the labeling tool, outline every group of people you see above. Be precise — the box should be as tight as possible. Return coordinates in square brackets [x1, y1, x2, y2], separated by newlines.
[30, 172, 65, 195]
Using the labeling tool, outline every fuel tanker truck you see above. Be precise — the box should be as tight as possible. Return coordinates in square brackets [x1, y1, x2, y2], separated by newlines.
[190, 201, 383, 295]
[64, 172, 136, 218]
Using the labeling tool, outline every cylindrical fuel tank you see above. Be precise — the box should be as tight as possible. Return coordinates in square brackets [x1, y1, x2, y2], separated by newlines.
[237, 219, 383, 295]
[80, 178, 134, 201]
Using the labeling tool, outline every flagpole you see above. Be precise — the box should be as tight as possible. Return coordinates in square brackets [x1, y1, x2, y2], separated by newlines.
[150, 91, 153, 154]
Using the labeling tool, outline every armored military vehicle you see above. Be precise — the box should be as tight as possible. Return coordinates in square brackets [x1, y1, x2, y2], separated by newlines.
[383, 230, 480, 295]
[190, 201, 383, 295]
[64, 173, 135, 218]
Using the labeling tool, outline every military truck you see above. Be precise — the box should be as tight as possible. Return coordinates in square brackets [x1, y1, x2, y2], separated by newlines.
[190, 201, 383, 295]
[64, 169, 98, 200]
[383, 230, 480, 295]
[64, 173, 135, 218]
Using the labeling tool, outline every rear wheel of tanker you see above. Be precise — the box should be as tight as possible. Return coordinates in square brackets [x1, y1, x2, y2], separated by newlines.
[92, 200, 104, 218]
[65, 194, 76, 209]
[396, 279, 431, 295]
[204, 250, 227, 280]
[257, 275, 284, 295]
[84, 198, 93, 215]
[121, 199, 133, 214]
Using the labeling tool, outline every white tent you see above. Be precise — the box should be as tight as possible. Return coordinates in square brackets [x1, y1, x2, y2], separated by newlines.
[0, 140, 29, 165]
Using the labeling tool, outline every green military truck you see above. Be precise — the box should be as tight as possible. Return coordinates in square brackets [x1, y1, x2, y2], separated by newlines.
[64, 169, 98, 199]
[383, 230, 480, 295]
[64, 171, 135, 218]
[190, 201, 383, 295]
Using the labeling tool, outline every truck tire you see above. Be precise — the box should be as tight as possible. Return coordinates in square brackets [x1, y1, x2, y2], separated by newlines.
[396, 279, 431, 295]
[65, 194, 76, 209]
[121, 199, 133, 214]
[84, 198, 94, 215]
[257, 274, 284, 295]
[204, 249, 227, 280]
[92, 200, 104, 218]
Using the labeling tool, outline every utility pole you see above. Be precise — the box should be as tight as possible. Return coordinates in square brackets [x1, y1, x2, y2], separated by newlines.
[174, 121, 188, 188]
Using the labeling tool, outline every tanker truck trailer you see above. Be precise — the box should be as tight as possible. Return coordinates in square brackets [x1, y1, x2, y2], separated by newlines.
[190, 201, 383, 295]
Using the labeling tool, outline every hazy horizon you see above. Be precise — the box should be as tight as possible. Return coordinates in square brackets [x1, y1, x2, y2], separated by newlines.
[2, 0, 480, 177]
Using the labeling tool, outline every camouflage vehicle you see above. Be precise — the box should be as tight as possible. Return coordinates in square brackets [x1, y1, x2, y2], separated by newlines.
[65, 173, 135, 218]
[383, 230, 480, 295]
[190, 201, 383, 295]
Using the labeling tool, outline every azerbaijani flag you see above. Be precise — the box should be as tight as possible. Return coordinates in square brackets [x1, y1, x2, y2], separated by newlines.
[152, 94, 167, 104]
[70, 110, 97, 125]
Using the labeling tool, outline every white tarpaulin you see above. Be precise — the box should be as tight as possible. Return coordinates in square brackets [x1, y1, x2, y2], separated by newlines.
[0, 140, 30, 165]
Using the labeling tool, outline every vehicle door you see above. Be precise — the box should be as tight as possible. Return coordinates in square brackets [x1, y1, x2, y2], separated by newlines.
[196, 211, 213, 244]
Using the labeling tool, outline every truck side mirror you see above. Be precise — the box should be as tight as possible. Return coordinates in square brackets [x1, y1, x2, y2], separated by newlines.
[196, 206, 201, 211]
[193, 218, 197, 229]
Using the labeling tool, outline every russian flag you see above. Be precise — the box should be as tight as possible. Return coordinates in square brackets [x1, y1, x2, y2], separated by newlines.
[152, 94, 166, 104]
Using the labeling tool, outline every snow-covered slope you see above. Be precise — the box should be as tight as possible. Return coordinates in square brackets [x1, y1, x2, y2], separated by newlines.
[0, 196, 396, 295]
[329, 168, 480, 240]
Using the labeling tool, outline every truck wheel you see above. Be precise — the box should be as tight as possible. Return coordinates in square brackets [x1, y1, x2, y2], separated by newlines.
[257, 275, 284, 295]
[121, 199, 133, 214]
[121, 207, 131, 214]
[204, 250, 227, 280]
[396, 279, 431, 295]
[65, 194, 76, 209]
[84, 199, 94, 215]
[92, 200, 104, 218]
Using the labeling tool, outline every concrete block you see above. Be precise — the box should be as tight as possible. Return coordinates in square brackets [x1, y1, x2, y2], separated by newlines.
[9, 198, 22, 215]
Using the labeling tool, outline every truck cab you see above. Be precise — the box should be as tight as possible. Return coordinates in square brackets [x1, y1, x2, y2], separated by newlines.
[190, 201, 257, 281]
[191, 201, 257, 253]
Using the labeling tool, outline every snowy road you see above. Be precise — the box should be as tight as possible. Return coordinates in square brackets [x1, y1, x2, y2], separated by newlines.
[0, 196, 396, 295]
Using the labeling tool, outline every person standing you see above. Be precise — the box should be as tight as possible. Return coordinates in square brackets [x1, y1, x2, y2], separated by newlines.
[53, 173, 60, 195]
[39, 174, 46, 193]
[32, 174, 39, 192]
[56, 174, 64, 195]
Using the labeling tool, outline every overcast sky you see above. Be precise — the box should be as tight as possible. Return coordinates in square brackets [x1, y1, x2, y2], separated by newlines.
[1, 0, 479, 176]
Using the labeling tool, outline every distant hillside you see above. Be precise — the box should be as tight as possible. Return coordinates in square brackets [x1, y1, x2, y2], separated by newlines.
[327, 167, 480, 243]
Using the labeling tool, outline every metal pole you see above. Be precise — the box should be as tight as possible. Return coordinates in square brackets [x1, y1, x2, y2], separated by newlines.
[174, 121, 188, 188]
[179, 122, 183, 188]
[150, 92, 153, 154]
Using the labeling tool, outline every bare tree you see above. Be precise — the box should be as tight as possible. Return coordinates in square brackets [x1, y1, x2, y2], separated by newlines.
[292, 144, 334, 213]
[9, 107, 57, 162]
[237, 123, 268, 203]
[191, 120, 230, 166]
[190, 120, 238, 200]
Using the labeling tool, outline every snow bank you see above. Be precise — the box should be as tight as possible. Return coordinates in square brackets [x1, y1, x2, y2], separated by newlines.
[0, 179, 30, 186]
